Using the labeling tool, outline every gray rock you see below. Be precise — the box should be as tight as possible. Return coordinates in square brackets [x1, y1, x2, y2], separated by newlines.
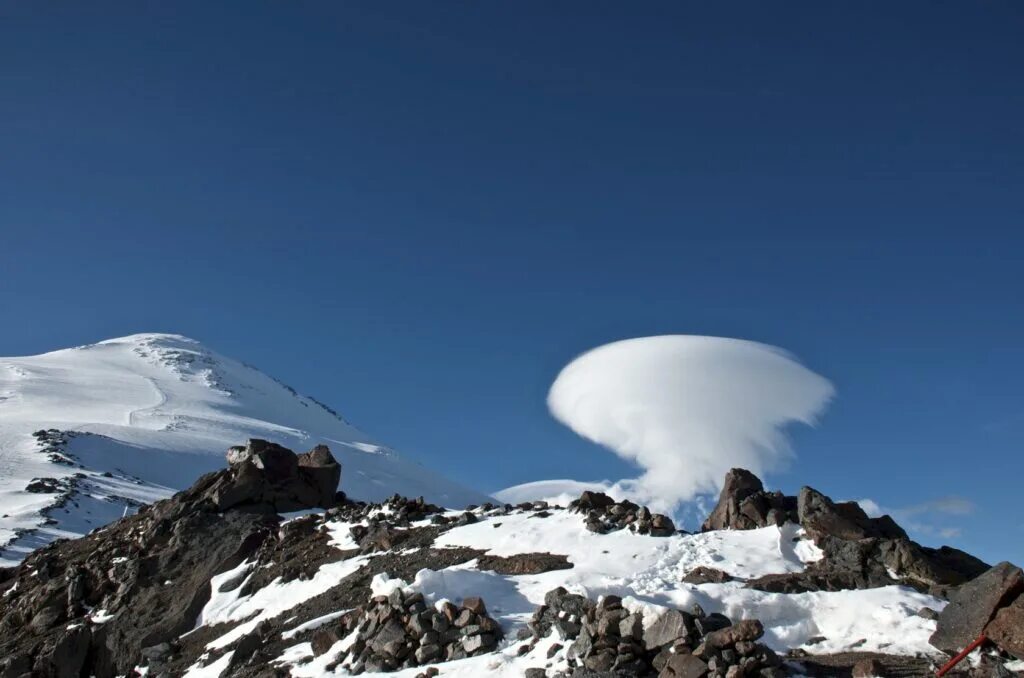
[703, 620, 763, 648]
[930, 561, 1024, 654]
[661, 653, 709, 678]
[644, 609, 693, 650]
[415, 643, 442, 663]
[462, 632, 496, 653]
[985, 593, 1024, 659]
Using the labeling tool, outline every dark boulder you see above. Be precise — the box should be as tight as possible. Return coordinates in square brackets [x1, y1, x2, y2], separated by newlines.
[660, 653, 709, 678]
[930, 561, 1024, 654]
[985, 594, 1024, 660]
[797, 487, 906, 541]
[701, 469, 797, 532]
[701, 468, 764, 531]
[219, 439, 343, 512]
[702, 619, 763, 649]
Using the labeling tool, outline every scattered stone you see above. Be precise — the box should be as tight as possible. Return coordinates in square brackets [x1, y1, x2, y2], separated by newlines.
[527, 587, 780, 678]
[682, 566, 733, 585]
[314, 586, 503, 671]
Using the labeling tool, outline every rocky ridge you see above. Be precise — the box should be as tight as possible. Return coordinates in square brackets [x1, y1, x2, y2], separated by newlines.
[703, 468, 989, 596]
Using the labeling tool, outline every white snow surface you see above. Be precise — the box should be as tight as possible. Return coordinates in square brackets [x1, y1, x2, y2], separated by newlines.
[0, 333, 491, 565]
[174, 506, 951, 678]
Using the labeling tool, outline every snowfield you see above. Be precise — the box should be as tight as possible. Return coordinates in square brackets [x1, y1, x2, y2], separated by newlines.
[0, 333, 491, 566]
[178, 507, 947, 677]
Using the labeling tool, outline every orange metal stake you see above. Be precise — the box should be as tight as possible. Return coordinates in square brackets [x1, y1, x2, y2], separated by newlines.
[936, 634, 987, 677]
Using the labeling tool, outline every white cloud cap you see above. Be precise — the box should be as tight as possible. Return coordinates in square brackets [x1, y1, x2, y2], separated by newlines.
[547, 335, 834, 513]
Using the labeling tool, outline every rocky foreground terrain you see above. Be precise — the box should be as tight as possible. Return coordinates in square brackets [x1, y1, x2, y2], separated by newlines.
[1, 440, 1021, 678]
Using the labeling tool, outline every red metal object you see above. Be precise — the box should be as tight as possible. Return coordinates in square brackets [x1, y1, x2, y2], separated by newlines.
[936, 634, 987, 677]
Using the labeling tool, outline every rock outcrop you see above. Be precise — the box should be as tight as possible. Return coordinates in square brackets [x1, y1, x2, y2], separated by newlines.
[701, 468, 797, 531]
[218, 438, 343, 512]
[0, 439, 344, 677]
[520, 588, 784, 677]
[700, 468, 989, 596]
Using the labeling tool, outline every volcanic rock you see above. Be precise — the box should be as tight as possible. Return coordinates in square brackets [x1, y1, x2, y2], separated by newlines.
[930, 561, 1024, 654]
[0, 439, 347, 676]
[702, 469, 989, 596]
[986, 594, 1024, 659]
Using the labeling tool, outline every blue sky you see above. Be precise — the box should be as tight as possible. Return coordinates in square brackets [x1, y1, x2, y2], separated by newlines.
[1, 2, 1021, 563]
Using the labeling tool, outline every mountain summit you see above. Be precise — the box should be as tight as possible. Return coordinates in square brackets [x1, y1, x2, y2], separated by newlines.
[0, 333, 490, 565]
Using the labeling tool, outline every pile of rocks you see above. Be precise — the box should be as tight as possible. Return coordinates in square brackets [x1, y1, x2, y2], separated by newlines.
[312, 588, 503, 674]
[570, 491, 677, 537]
[520, 587, 783, 677]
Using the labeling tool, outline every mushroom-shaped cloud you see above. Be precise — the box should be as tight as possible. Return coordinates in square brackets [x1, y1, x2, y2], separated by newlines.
[547, 335, 834, 513]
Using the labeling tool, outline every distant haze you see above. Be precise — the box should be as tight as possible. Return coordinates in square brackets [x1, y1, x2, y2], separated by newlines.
[547, 335, 834, 513]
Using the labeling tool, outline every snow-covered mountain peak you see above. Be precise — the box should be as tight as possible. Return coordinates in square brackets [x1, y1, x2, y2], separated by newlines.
[0, 333, 491, 566]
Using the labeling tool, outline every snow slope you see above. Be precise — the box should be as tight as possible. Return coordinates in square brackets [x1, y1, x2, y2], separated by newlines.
[182, 507, 948, 677]
[0, 333, 491, 566]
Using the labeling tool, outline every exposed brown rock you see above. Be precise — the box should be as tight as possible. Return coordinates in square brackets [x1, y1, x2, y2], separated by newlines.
[986, 594, 1024, 660]
[930, 561, 1024, 654]
[476, 552, 573, 575]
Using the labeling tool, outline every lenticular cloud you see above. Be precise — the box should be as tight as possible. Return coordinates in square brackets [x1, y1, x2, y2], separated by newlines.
[547, 335, 834, 513]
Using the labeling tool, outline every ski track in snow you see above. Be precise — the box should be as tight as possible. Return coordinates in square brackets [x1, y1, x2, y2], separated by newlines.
[126, 376, 167, 428]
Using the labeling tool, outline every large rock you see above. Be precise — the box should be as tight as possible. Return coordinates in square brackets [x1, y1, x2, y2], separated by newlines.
[701, 468, 799, 532]
[797, 487, 906, 541]
[660, 653, 709, 678]
[218, 439, 342, 512]
[930, 561, 1024, 654]
[703, 619, 763, 648]
[985, 594, 1024, 659]
[644, 609, 694, 650]
[701, 468, 765, 531]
